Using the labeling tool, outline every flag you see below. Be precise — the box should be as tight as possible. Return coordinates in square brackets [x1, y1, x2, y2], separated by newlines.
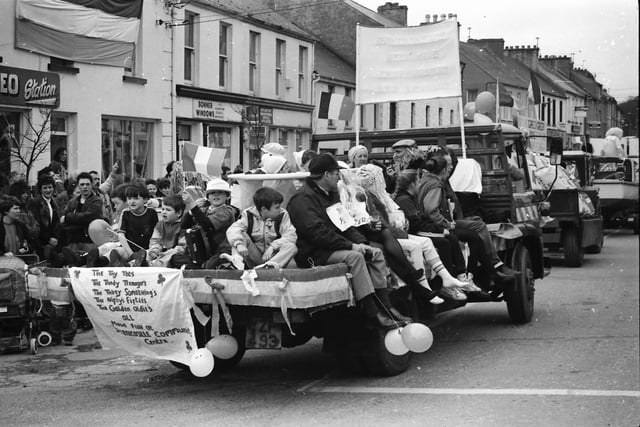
[182, 142, 226, 177]
[318, 92, 356, 120]
[356, 20, 461, 104]
[15, 0, 142, 67]
[528, 70, 542, 105]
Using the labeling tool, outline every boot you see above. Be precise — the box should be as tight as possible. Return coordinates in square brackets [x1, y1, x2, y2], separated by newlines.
[358, 294, 398, 330]
[375, 288, 413, 325]
[493, 264, 520, 281]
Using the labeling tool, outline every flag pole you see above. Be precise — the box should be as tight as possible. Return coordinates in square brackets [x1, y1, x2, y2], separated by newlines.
[495, 77, 500, 123]
[458, 97, 467, 158]
[355, 23, 360, 146]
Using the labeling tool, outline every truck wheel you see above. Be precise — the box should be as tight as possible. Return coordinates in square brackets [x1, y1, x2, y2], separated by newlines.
[361, 327, 412, 376]
[505, 244, 535, 324]
[563, 225, 584, 267]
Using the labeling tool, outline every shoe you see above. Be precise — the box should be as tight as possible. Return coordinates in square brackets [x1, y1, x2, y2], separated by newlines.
[366, 311, 400, 331]
[86, 248, 100, 268]
[494, 264, 520, 281]
[457, 273, 483, 293]
[439, 286, 467, 301]
[129, 250, 147, 267]
[412, 283, 444, 304]
[388, 307, 413, 326]
[109, 251, 126, 267]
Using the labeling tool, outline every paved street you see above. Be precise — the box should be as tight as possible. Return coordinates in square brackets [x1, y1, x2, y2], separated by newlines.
[1, 231, 638, 426]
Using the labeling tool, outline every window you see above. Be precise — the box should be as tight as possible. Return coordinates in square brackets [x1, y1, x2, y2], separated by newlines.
[298, 46, 308, 101]
[449, 109, 454, 125]
[466, 89, 478, 104]
[410, 103, 415, 128]
[559, 100, 563, 123]
[275, 39, 285, 96]
[219, 23, 231, 88]
[359, 105, 364, 129]
[184, 12, 197, 82]
[552, 99, 557, 126]
[279, 129, 289, 146]
[438, 107, 443, 126]
[102, 118, 154, 180]
[50, 114, 68, 165]
[389, 102, 397, 129]
[207, 126, 231, 168]
[345, 88, 353, 128]
[425, 105, 430, 127]
[374, 104, 380, 129]
[249, 31, 260, 93]
[327, 85, 336, 128]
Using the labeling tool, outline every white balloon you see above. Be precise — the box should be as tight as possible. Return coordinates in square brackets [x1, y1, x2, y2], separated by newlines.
[189, 348, 215, 377]
[401, 323, 433, 353]
[206, 335, 239, 360]
[384, 328, 409, 356]
[473, 113, 493, 125]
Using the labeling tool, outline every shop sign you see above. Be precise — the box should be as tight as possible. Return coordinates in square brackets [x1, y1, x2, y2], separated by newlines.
[574, 106, 588, 118]
[516, 115, 546, 153]
[259, 108, 273, 125]
[0, 65, 60, 108]
[193, 100, 242, 122]
[571, 124, 582, 134]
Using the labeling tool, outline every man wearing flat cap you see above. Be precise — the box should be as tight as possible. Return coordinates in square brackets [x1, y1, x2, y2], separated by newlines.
[287, 153, 409, 329]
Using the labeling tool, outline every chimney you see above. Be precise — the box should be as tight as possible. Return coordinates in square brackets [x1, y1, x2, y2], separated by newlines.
[377, 2, 408, 26]
[540, 55, 574, 78]
[467, 38, 505, 57]
[504, 44, 540, 70]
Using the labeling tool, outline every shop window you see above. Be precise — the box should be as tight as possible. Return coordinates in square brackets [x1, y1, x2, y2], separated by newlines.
[102, 118, 154, 181]
[0, 112, 20, 184]
[207, 126, 231, 168]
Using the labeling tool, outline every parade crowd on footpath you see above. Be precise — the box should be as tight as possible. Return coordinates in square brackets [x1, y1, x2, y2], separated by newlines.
[0, 141, 519, 345]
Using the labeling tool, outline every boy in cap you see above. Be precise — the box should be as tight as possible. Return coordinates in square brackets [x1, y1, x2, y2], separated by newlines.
[287, 153, 411, 330]
[181, 178, 237, 268]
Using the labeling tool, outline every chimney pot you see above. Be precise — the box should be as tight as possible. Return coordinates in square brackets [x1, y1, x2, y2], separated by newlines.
[433, 13, 438, 22]
[440, 13, 447, 20]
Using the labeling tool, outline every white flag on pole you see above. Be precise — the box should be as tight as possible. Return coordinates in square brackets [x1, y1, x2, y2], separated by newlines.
[356, 20, 462, 104]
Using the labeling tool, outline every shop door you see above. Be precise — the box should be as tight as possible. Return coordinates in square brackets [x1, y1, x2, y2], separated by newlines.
[207, 126, 231, 168]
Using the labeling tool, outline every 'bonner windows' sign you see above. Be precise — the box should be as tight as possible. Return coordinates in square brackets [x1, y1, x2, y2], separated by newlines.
[0, 65, 60, 108]
[192, 99, 242, 122]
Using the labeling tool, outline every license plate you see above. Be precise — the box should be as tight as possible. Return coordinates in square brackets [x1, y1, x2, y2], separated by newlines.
[245, 319, 281, 349]
[0, 307, 7, 313]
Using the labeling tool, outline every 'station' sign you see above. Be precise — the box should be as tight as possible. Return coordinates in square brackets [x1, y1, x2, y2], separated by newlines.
[70, 267, 197, 365]
[0, 64, 60, 108]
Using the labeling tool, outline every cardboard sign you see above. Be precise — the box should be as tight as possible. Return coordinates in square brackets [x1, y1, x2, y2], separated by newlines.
[70, 267, 197, 365]
[344, 201, 371, 227]
[326, 203, 356, 232]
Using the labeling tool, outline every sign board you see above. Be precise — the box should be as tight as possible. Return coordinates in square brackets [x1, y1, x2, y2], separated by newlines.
[516, 115, 546, 153]
[193, 99, 242, 122]
[574, 106, 588, 118]
[70, 267, 197, 365]
[0, 65, 60, 108]
[259, 108, 273, 125]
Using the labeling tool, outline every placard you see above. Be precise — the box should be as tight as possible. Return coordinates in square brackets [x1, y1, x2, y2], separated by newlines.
[326, 203, 356, 232]
[70, 267, 197, 365]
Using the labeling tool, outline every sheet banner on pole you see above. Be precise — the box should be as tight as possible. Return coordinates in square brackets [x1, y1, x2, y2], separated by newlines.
[70, 267, 197, 365]
[356, 20, 462, 104]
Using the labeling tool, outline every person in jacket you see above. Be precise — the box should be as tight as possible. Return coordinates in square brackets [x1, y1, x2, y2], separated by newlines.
[181, 178, 237, 268]
[58, 172, 104, 266]
[227, 187, 297, 269]
[0, 196, 33, 257]
[287, 153, 410, 330]
[27, 175, 60, 260]
[417, 152, 518, 287]
[146, 194, 186, 267]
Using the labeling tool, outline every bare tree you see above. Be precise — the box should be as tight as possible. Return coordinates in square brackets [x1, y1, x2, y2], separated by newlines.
[6, 109, 53, 183]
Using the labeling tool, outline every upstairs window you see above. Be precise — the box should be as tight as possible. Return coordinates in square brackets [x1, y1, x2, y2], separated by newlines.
[298, 46, 308, 101]
[249, 31, 260, 94]
[275, 39, 286, 97]
[219, 23, 231, 88]
[184, 12, 197, 82]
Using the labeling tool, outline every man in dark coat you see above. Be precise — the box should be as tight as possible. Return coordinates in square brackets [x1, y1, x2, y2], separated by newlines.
[287, 153, 409, 329]
[27, 175, 61, 260]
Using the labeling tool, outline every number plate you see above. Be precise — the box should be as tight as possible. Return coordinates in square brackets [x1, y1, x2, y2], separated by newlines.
[245, 319, 282, 349]
[0, 307, 7, 313]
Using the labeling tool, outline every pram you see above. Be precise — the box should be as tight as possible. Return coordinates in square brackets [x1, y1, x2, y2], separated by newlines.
[0, 255, 42, 354]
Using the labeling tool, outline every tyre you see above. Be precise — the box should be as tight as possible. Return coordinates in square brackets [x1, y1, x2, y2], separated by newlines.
[505, 243, 535, 324]
[30, 337, 38, 355]
[360, 327, 412, 376]
[210, 326, 247, 371]
[562, 225, 584, 267]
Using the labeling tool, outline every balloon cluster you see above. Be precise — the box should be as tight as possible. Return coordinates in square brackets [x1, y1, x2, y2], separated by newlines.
[463, 91, 497, 125]
[384, 323, 433, 355]
[188, 334, 239, 377]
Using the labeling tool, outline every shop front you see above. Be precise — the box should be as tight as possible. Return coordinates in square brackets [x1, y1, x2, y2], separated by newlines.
[0, 64, 60, 185]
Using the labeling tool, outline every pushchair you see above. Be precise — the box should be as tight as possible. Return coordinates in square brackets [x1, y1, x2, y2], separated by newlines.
[0, 255, 41, 354]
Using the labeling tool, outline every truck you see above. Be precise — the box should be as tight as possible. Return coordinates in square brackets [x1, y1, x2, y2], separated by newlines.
[540, 151, 605, 267]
